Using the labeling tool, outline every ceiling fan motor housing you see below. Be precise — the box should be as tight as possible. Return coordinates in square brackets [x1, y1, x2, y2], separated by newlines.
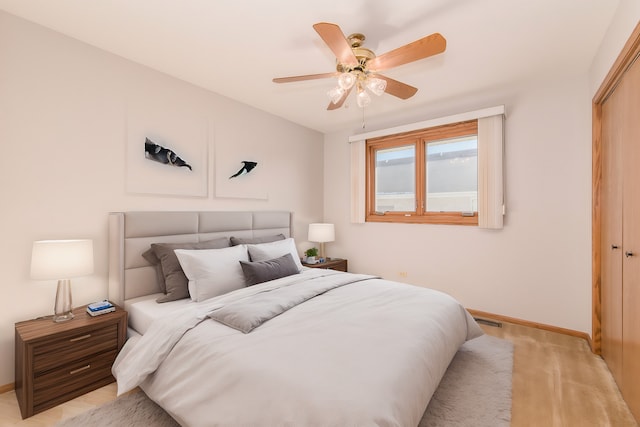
[336, 33, 376, 76]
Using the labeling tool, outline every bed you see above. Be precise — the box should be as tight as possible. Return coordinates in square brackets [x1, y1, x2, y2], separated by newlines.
[108, 211, 482, 427]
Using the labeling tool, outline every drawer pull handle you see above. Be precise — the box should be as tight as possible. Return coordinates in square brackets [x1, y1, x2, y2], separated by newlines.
[69, 334, 91, 342]
[70, 365, 91, 375]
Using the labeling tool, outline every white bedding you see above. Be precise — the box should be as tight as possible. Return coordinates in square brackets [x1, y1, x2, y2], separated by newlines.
[124, 293, 194, 335]
[113, 269, 482, 427]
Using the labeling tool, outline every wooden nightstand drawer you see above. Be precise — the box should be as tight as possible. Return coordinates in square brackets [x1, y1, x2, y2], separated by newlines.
[33, 325, 118, 373]
[33, 349, 117, 409]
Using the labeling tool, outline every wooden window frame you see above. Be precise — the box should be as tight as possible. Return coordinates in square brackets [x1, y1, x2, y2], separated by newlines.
[365, 120, 479, 225]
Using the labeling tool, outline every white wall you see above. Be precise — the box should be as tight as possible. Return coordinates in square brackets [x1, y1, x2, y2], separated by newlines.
[324, 76, 593, 334]
[0, 12, 323, 386]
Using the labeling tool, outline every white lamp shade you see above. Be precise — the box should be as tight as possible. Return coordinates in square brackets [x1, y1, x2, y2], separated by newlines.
[366, 77, 387, 96]
[327, 86, 345, 104]
[31, 239, 94, 280]
[356, 89, 371, 108]
[308, 223, 335, 243]
[338, 72, 356, 90]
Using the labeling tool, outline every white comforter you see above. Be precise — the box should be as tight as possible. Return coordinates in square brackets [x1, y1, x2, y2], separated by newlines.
[113, 269, 482, 427]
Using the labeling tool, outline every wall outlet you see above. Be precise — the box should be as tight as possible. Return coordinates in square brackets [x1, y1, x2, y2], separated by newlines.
[399, 271, 408, 278]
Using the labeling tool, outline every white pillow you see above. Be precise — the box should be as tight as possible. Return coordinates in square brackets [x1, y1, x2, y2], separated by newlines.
[247, 238, 303, 272]
[175, 245, 249, 302]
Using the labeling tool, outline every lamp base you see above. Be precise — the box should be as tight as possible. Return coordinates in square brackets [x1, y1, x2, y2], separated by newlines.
[53, 312, 75, 323]
[53, 279, 74, 323]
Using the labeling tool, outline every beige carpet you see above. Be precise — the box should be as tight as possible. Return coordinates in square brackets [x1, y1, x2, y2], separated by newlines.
[56, 335, 512, 427]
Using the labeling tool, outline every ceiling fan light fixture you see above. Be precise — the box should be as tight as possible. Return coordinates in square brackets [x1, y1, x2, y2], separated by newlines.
[338, 72, 356, 90]
[327, 86, 345, 104]
[366, 77, 387, 96]
[356, 87, 371, 108]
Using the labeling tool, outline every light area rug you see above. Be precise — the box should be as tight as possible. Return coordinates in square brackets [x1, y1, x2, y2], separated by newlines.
[419, 334, 513, 426]
[56, 335, 512, 427]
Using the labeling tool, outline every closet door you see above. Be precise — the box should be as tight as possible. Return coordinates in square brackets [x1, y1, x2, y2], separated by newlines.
[621, 55, 640, 421]
[600, 87, 623, 383]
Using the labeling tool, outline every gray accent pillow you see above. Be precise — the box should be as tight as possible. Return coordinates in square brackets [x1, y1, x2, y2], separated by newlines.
[239, 253, 300, 286]
[142, 237, 231, 302]
[230, 234, 285, 246]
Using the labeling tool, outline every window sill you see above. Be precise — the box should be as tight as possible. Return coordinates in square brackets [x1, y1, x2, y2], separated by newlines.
[366, 212, 478, 226]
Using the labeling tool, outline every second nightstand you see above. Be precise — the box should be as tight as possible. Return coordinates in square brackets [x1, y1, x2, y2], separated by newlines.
[15, 304, 127, 418]
[303, 258, 348, 272]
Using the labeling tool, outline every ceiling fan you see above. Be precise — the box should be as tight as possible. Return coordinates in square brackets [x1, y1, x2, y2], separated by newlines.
[273, 22, 446, 110]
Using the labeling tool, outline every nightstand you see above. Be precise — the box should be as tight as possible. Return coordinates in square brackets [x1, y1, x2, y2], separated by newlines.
[303, 258, 348, 272]
[14, 304, 127, 418]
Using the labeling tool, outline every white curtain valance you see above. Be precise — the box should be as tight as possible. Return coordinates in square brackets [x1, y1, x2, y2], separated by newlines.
[350, 106, 505, 228]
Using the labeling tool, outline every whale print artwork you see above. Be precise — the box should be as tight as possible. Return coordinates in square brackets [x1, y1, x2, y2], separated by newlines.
[144, 137, 193, 171]
[229, 161, 258, 179]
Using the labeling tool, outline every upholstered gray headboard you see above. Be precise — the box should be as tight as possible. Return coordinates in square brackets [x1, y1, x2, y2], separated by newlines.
[108, 211, 292, 306]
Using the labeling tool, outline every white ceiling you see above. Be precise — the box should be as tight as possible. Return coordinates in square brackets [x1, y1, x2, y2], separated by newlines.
[0, 0, 619, 133]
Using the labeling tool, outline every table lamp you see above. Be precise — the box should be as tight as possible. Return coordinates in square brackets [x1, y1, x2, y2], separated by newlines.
[30, 239, 94, 322]
[308, 223, 335, 260]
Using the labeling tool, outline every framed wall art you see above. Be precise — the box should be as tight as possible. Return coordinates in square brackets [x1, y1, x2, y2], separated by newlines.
[214, 137, 268, 200]
[126, 103, 208, 197]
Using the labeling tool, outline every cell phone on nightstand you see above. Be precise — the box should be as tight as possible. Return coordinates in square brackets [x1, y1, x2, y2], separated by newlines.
[86, 300, 115, 316]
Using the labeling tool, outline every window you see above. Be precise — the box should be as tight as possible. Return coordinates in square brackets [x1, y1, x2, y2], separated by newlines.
[351, 106, 504, 228]
[373, 144, 415, 212]
[366, 120, 479, 225]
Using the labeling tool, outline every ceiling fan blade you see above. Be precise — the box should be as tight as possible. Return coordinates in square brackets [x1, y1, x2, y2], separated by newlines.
[367, 33, 446, 71]
[371, 74, 418, 99]
[313, 22, 358, 67]
[273, 72, 338, 83]
[327, 86, 353, 110]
